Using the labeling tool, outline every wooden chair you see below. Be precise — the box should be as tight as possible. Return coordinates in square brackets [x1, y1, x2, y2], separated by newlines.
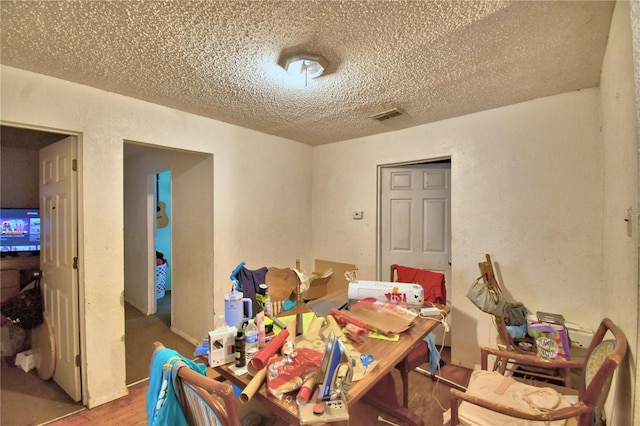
[478, 253, 575, 387]
[151, 342, 240, 426]
[448, 318, 627, 426]
[390, 264, 447, 408]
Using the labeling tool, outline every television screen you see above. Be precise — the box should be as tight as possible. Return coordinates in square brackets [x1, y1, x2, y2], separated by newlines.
[0, 208, 40, 255]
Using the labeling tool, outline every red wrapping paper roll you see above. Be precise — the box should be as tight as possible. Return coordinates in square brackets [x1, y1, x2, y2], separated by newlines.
[344, 323, 367, 343]
[250, 329, 289, 371]
[296, 384, 312, 405]
[296, 375, 317, 406]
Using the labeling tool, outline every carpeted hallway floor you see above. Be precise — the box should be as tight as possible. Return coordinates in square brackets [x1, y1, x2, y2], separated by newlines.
[124, 293, 195, 385]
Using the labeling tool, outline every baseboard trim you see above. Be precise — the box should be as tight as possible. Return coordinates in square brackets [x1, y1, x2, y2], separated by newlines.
[87, 386, 129, 408]
[128, 377, 150, 387]
[451, 357, 478, 371]
[169, 326, 200, 347]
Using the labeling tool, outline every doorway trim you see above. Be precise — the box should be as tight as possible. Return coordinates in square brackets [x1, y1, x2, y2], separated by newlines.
[376, 156, 452, 279]
[1, 121, 87, 405]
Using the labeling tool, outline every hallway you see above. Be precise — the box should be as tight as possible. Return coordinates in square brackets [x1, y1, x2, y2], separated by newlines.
[0, 293, 192, 425]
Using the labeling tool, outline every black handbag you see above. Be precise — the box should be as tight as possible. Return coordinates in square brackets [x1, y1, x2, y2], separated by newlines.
[1, 272, 44, 330]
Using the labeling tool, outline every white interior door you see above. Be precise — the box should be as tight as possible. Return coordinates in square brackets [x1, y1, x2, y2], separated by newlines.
[40, 136, 81, 401]
[380, 161, 451, 343]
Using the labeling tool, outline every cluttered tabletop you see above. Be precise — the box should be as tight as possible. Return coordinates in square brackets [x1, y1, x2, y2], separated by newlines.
[207, 281, 448, 426]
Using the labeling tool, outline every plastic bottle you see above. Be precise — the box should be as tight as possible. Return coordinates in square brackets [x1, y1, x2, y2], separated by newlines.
[245, 319, 259, 361]
[215, 314, 227, 330]
[234, 330, 246, 367]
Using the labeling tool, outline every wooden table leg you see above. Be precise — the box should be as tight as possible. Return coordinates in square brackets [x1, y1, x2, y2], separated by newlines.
[361, 372, 424, 426]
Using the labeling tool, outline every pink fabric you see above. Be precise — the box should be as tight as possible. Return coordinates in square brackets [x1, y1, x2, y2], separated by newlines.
[393, 264, 446, 305]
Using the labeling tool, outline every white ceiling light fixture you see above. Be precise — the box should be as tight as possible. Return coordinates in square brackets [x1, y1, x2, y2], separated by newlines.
[280, 51, 327, 86]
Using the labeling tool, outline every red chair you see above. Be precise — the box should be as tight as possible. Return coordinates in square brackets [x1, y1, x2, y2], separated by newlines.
[391, 264, 447, 408]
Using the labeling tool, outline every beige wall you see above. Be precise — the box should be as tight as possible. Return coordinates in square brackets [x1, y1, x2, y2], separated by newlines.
[1, 65, 313, 407]
[1, 0, 638, 419]
[0, 147, 40, 208]
[123, 145, 215, 346]
[601, 1, 639, 423]
[313, 88, 604, 357]
[311, 2, 639, 421]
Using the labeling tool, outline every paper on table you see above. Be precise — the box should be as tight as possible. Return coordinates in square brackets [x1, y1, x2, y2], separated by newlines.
[267, 311, 316, 334]
[368, 331, 399, 341]
[350, 303, 414, 335]
[228, 364, 248, 376]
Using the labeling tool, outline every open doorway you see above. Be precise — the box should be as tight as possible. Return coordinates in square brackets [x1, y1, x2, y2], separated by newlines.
[0, 125, 84, 424]
[123, 142, 213, 384]
[154, 169, 171, 327]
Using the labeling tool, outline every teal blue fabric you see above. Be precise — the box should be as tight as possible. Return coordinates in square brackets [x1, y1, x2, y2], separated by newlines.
[283, 299, 297, 311]
[146, 347, 207, 426]
[424, 332, 440, 374]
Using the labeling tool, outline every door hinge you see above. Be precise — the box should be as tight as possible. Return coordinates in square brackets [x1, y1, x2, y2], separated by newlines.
[75, 354, 81, 367]
[72, 159, 77, 171]
[73, 257, 79, 269]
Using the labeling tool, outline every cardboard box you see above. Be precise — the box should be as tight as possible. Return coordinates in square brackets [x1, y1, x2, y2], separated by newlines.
[314, 260, 356, 294]
[304, 274, 330, 300]
[15, 350, 36, 372]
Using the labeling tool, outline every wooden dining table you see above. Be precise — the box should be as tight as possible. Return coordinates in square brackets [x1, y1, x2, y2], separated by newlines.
[213, 288, 449, 426]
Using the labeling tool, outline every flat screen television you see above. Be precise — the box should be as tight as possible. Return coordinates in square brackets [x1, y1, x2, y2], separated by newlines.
[1, 208, 40, 256]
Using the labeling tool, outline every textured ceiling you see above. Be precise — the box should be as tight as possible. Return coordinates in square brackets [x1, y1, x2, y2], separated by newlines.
[1, 1, 614, 146]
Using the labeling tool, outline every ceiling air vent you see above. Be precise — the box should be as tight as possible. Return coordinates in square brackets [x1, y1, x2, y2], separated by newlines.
[370, 108, 403, 121]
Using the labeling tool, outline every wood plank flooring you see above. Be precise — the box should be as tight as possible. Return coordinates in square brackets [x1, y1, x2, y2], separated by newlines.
[2, 291, 473, 426]
[46, 379, 149, 426]
[42, 347, 472, 426]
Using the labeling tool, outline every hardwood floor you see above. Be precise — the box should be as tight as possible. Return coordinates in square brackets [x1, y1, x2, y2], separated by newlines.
[46, 379, 149, 426]
[42, 347, 472, 426]
[2, 293, 473, 425]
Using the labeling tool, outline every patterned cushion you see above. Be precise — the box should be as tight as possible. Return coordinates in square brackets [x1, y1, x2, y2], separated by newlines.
[585, 340, 615, 425]
[181, 383, 222, 426]
[585, 340, 614, 386]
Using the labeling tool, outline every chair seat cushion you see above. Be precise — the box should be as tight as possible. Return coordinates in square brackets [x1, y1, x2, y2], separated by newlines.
[443, 371, 577, 426]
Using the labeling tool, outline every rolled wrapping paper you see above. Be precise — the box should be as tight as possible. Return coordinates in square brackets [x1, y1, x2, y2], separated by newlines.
[239, 365, 267, 403]
[343, 322, 367, 343]
[248, 329, 290, 374]
[306, 315, 324, 340]
[286, 319, 296, 344]
[324, 314, 346, 340]
[296, 375, 317, 406]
